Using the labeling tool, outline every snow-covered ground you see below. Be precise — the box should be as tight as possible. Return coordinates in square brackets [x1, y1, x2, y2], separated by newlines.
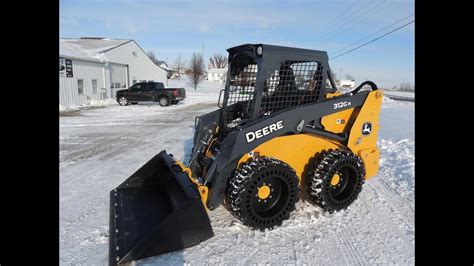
[383, 90, 415, 101]
[60, 79, 414, 265]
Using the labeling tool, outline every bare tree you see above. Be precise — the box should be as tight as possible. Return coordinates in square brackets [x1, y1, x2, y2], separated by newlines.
[209, 53, 228, 68]
[189, 53, 206, 90]
[172, 55, 187, 79]
[399, 83, 414, 91]
[344, 73, 355, 80]
[146, 51, 159, 65]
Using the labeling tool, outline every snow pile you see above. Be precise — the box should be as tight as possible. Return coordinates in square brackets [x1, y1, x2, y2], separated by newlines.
[59, 104, 69, 112]
[167, 76, 222, 105]
[384, 90, 415, 98]
[168, 76, 224, 94]
[383, 95, 395, 103]
[59, 99, 117, 112]
[88, 98, 117, 106]
[384, 91, 414, 101]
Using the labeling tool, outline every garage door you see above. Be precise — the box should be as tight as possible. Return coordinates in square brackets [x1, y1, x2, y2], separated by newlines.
[110, 63, 128, 98]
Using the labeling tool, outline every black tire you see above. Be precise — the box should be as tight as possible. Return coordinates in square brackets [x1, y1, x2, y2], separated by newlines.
[227, 157, 300, 230]
[158, 96, 169, 106]
[117, 96, 129, 106]
[307, 149, 365, 213]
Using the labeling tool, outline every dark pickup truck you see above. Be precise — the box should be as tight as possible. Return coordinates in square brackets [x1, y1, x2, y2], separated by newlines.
[116, 82, 186, 106]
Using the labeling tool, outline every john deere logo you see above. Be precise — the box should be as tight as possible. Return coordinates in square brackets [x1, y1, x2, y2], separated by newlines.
[362, 122, 372, 136]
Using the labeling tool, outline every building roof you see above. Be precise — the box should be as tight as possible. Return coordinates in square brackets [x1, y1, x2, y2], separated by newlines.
[157, 60, 168, 67]
[59, 38, 132, 62]
[157, 61, 172, 71]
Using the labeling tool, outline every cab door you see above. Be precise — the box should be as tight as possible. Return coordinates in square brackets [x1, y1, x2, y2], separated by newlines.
[141, 83, 156, 101]
[127, 83, 144, 101]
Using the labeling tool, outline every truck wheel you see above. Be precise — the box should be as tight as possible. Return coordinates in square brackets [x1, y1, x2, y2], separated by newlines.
[158, 96, 169, 106]
[118, 96, 129, 106]
[227, 157, 300, 230]
[307, 149, 365, 213]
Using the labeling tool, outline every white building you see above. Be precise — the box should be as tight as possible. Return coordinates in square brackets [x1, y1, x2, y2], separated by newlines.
[207, 68, 228, 83]
[59, 37, 167, 106]
[157, 60, 173, 79]
[336, 79, 356, 89]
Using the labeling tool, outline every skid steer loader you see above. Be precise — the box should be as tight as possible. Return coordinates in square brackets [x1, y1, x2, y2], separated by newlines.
[109, 44, 383, 265]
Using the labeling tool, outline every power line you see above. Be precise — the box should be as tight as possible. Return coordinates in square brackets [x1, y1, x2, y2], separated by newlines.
[319, 0, 377, 38]
[330, 20, 414, 61]
[316, 0, 363, 34]
[319, 0, 393, 41]
[331, 13, 414, 55]
[318, 0, 382, 38]
[321, 0, 394, 41]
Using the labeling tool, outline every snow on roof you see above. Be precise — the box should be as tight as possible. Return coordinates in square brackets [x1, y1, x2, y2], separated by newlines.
[59, 38, 132, 63]
[158, 61, 173, 71]
[157, 60, 168, 66]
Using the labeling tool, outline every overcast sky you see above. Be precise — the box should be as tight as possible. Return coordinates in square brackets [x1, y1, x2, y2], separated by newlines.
[60, 0, 414, 89]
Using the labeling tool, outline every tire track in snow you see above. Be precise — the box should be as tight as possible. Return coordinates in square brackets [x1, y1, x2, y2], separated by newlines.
[378, 176, 414, 207]
[336, 227, 365, 266]
[355, 185, 414, 264]
[367, 179, 414, 237]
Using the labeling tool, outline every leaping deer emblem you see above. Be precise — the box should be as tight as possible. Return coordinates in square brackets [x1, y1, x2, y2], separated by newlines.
[362, 123, 372, 135]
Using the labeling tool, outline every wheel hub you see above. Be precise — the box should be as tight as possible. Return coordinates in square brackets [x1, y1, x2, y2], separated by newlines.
[257, 184, 271, 200]
[330, 173, 341, 186]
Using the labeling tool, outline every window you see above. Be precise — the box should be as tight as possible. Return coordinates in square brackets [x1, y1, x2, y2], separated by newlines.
[260, 60, 322, 116]
[114, 82, 121, 89]
[130, 83, 142, 91]
[77, 79, 84, 95]
[92, 79, 98, 94]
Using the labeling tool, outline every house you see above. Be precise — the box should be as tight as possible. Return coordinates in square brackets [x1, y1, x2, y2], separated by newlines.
[59, 37, 167, 106]
[336, 79, 356, 89]
[157, 61, 173, 79]
[207, 67, 228, 83]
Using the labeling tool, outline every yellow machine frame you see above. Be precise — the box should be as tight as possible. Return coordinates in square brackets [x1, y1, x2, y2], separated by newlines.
[238, 89, 384, 182]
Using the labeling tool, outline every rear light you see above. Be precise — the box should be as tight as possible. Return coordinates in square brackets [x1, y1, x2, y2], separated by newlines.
[173, 89, 178, 97]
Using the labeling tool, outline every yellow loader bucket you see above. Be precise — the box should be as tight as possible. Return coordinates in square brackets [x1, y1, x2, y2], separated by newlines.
[109, 151, 214, 265]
